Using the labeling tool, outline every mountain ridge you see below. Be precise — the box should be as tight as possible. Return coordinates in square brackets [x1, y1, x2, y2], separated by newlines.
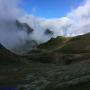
[0, 33, 90, 90]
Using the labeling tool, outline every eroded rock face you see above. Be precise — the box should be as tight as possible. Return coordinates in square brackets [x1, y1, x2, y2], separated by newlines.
[44, 29, 53, 35]
[16, 20, 34, 34]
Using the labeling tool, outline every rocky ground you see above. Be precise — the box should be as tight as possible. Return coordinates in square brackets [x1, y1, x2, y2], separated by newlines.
[0, 59, 90, 90]
[1, 33, 90, 90]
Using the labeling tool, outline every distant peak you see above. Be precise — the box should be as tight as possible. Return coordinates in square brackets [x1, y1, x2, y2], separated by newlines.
[44, 29, 53, 35]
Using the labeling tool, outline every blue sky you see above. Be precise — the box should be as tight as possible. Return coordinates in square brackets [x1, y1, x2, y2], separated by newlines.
[21, 0, 84, 18]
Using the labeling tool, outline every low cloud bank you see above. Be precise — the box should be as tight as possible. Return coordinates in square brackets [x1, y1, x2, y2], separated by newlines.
[44, 0, 90, 36]
[0, 0, 53, 54]
[0, 0, 90, 54]
[23, 0, 90, 37]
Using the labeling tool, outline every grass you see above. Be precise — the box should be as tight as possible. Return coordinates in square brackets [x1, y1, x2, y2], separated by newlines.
[26, 33, 90, 65]
[38, 36, 70, 50]
[1, 33, 90, 89]
[54, 33, 90, 53]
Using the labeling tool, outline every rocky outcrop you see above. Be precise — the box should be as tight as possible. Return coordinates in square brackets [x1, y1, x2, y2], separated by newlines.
[44, 29, 53, 35]
[16, 20, 34, 34]
[4, 59, 89, 90]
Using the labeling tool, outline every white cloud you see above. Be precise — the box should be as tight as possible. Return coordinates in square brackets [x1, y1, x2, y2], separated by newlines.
[40, 0, 90, 36]
[1, 0, 90, 54]
[22, 0, 90, 37]
[0, 0, 29, 54]
[66, 0, 90, 36]
[40, 17, 72, 36]
[0, 0, 22, 20]
[32, 6, 37, 13]
[0, 0, 53, 54]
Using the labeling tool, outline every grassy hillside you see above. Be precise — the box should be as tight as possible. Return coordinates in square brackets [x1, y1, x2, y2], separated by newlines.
[0, 43, 26, 65]
[55, 33, 90, 53]
[38, 33, 90, 54]
[27, 33, 90, 64]
[38, 36, 70, 50]
[0, 34, 90, 90]
[1, 33, 90, 65]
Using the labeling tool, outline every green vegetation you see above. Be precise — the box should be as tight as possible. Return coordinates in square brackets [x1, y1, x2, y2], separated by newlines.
[27, 33, 90, 64]
[1, 33, 90, 90]
[55, 33, 90, 53]
[38, 36, 70, 50]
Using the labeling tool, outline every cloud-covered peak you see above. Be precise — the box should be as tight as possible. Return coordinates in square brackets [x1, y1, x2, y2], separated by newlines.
[22, 0, 90, 37]
[41, 0, 90, 36]
[0, 0, 90, 54]
[0, 0, 54, 54]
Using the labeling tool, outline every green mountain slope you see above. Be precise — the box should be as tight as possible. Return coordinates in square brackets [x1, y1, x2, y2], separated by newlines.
[55, 33, 90, 53]
[38, 33, 90, 53]
[1, 33, 90, 90]
[0, 43, 24, 65]
[27, 33, 90, 64]
[38, 36, 70, 50]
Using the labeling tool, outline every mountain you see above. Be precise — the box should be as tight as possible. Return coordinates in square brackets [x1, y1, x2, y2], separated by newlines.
[44, 29, 53, 35]
[16, 20, 34, 34]
[15, 20, 55, 54]
[38, 33, 90, 53]
[55, 33, 90, 53]
[0, 43, 25, 65]
[27, 33, 90, 64]
[0, 43, 16, 59]
[38, 36, 69, 50]
[1, 33, 90, 90]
